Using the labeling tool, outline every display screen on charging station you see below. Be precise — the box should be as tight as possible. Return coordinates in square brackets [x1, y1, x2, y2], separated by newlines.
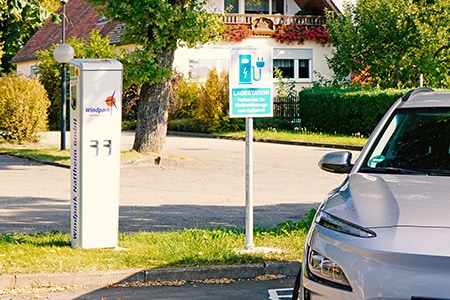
[229, 48, 273, 118]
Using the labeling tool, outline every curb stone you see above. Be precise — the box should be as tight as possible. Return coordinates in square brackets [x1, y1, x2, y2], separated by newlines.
[0, 261, 301, 290]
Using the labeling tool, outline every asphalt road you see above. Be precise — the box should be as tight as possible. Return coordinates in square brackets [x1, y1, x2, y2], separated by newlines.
[1, 132, 357, 234]
[2, 275, 297, 300]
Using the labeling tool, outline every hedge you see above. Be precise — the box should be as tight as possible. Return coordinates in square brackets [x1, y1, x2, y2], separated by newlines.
[299, 87, 408, 136]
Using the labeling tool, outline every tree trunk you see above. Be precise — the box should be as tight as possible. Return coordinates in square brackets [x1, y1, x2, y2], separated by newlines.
[132, 49, 175, 153]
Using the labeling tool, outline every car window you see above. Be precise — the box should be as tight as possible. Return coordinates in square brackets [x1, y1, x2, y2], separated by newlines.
[362, 108, 450, 175]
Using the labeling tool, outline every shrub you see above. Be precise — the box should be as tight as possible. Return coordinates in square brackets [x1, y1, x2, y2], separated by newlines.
[169, 73, 201, 120]
[168, 118, 210, 133]
[169, 69, 243, 133]
[299, 86, 408, 136]
[198, 69, 229, 132]
[0, 74, 50, 143]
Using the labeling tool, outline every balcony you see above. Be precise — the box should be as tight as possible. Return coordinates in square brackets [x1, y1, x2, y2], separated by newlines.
[224, 13, 326, 37]
[224, 13, 326, 26]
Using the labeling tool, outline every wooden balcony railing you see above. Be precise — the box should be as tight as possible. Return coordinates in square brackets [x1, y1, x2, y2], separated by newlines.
[224, 13, 326, 26]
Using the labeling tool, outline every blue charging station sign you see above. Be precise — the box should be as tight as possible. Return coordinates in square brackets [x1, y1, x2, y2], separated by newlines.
[230, 48, 273, 118]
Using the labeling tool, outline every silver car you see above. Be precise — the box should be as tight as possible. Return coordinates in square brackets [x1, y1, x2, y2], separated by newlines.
[293, 88, 450, 300]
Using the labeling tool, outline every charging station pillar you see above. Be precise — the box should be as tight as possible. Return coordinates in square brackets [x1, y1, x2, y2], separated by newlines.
[69, 59, 122, 248]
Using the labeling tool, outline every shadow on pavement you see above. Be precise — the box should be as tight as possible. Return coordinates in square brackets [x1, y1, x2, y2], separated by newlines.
[0, 196, 318, 234]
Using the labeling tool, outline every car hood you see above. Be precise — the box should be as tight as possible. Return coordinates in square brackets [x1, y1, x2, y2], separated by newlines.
[322, 173, 450, 228]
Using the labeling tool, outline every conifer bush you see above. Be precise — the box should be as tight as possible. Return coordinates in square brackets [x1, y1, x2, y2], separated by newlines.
[0, 74, 50, 143]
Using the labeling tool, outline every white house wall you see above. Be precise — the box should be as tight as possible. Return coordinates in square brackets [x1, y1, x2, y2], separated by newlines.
[16, 39, 333, 92]
[174, 37, 334, 90]
[15, 60, 38, 77]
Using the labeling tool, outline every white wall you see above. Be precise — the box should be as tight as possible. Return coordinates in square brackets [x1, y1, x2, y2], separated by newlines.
[15, 60, 38, 77]
[174, 37, 334, 90]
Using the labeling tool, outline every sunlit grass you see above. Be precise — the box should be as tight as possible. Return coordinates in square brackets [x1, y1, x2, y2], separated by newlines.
[224, 129, 367, 147]
[0, 147, 71, 164]
[0, 221, 310, 274]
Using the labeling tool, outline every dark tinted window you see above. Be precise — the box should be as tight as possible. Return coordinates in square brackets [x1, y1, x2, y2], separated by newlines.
[362, 108, 450, 174]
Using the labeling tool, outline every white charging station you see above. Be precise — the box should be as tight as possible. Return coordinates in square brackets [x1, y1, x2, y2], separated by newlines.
[69, 58, 122, 248]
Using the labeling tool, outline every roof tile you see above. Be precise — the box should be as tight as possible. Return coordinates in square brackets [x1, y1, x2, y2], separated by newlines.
[12, 0, 120, 63]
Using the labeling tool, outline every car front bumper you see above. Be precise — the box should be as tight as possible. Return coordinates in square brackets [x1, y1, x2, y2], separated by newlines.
[301, 224, 450, 300]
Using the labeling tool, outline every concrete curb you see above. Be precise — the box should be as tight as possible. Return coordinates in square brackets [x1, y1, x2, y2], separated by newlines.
[0, 261, 301, 290]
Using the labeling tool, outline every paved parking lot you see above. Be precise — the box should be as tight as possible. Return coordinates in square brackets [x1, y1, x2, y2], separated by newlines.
[0, 132, 358, 234]
[1, 132, 357, 234]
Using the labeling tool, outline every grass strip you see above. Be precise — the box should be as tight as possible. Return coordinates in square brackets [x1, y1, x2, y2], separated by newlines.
[0, 218, 313, 274]
[226, 129, 367, 147]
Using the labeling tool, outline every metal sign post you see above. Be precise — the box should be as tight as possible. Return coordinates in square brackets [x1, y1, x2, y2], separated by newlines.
[230, 48, 272, 248]
[245, 117, 254, 248]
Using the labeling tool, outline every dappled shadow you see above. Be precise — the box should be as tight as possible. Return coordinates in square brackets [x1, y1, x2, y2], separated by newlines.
[0, 196, 318, 234]
[0, 196, 71, 234]
[119, 203, 318, 232]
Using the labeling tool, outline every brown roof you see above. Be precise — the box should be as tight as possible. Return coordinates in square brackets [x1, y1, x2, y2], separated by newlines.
[12, 0, 121, 63]
[294, 0, 342, 15]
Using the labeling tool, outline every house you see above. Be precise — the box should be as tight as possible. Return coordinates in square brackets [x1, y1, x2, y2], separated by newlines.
[11, 0, 122, 76]
[12, 0, 351, 89]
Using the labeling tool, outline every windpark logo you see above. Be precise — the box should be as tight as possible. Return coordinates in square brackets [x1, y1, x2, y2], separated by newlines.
[85, 90, 118, 116]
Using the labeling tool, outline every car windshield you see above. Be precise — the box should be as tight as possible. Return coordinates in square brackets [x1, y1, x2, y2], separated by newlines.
[361, 108, 450, 175]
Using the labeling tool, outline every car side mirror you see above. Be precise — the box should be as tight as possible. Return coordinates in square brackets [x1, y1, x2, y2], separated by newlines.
[319, 151, 353, 174]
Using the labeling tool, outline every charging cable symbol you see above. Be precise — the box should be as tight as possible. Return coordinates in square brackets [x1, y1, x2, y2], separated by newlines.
[239, 54, 265, 84]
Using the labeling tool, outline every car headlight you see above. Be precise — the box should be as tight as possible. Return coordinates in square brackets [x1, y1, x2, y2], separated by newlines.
[307, 247, 352, 291]
[315, 210, 376, 238]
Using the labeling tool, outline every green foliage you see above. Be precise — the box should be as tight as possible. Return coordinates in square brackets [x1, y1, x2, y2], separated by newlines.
[274, 67, 297, 99]
[168, 118, 210, 133]
[0, 0, 52, 73]
[0, 74, 50, 143]
[198, 69, 230, 132]
[87, 0, 226, 86]
[325, 0, 450, 88]
[169, 74, 202, 120]
[299, 86, 406, 135]
[36, 30, 121, 129]
[274, 209, 317, 234]
[169, 70, 242, 133]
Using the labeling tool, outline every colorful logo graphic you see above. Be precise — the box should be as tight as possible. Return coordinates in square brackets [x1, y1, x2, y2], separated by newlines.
[105, 90, 117, 109]
[85, 90, 118, 116]
[238, 54, 265, 84]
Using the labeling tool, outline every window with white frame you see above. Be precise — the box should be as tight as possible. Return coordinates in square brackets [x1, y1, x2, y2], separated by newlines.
[273, 49, 312, 81]
[225, 0, 284, 14]
[225, 0, 239, 13]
